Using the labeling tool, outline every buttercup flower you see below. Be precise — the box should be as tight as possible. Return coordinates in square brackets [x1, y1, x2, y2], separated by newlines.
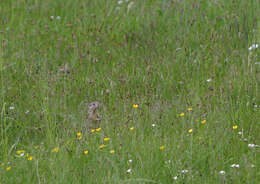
[51, 147, 59, 153]
[110, 150, 115, 154]
[232, 125, 238, 130]
[77, 132, 82, 140]
[133, 104, 138, 108]
[180, 113, 185, 117]
[188, 129, 193, 133]
[104, 137, 110, 141]
[96, 128, 101, 132]
[201, 120, 206, 124]
[91, 129, 96, 133]
[16, 150, 25, 154]
[159, 145, 165, 150]
[130, 127, 134, 131]
[83, 150, 89, 155]
[28, 156, 33, 161]
[6, 166, 11, 171]
[187, 107, 192, 111]
[99, 144, 106, 149]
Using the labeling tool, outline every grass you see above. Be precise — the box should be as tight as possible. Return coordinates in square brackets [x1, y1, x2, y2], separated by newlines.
[0, 0, 259, 183]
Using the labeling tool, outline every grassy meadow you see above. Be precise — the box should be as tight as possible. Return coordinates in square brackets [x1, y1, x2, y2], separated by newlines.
[0, 0, 260, 183]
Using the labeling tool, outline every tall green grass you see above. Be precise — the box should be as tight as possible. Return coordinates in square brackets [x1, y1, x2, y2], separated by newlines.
[0, 0, 259, 183]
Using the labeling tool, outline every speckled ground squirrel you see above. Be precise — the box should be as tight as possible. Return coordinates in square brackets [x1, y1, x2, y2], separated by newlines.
[86, 101, 102, 128]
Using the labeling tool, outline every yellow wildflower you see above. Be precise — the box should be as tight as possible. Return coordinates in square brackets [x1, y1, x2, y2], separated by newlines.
[104, 137, 110, 141]
[201, 120, 206, 124]
[51, 147, 59, 153]
[28, 156, 33, 161]
[187, 107, 193, 111]
[188, 129, 193, 133]
[159, 145, 165, 150]
[6, 166, 11, 171]
[99, 144, 107, 149]
[232, 125, 238, 130]
[133, 104, 139, 108]
[130, 127, 134, 131]
[110, 150, 115, 154]
[96, 128, 101, 132]
[77, 132, 82, 140]
[180, 113, 185, 117]
[16, 150, 25, 154]
[91, 129, 96, 133]
[83, 150, 89, 155]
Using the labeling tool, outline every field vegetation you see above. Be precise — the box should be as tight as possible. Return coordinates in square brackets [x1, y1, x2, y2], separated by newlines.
[0, 0, 259, 183]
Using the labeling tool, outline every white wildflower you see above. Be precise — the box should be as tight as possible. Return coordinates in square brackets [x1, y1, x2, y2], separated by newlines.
[56, 16, 61, 20]
[248, 144, 258, 148]
[25, 110, 30, 114]
[126, 168, 132, 173]
[219, 170, 225, 175]
[128, 159, 132, 163]
[9, 106, 15, 110]
[206, 78, 212, 82]
[248, 44, 258, 50]
[118, 0, 123, 4]
[152, 124, 156, 127]
[173, 176, 178, 180]
[231, 164, 240, 168]
[50, 16, 54, 19]
[181, 169, 189, 174]
[238, 131, 242, 135]
[165, 160, 171, 164]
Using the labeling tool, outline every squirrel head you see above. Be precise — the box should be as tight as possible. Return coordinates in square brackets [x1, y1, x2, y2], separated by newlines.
[88, 101, 100, 110]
